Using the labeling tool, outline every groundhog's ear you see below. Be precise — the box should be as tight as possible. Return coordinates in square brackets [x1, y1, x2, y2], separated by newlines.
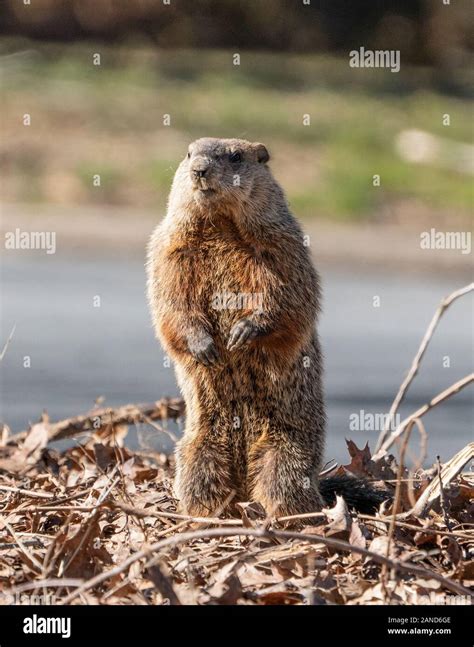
[254, 143, 270, 164]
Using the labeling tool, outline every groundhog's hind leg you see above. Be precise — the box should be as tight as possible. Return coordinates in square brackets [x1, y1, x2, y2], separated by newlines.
[248, 438, 324, 519]
[174, 427, 235, 517]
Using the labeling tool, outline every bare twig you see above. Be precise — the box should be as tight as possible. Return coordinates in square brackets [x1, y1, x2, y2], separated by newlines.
[60, 475, 120, 575]
[0, 579, 83, 598]
[389, 423, 412, 525]
[375, 283, 474, 452]
[59, 525, 472, 605]
[0, 514, 43, 570]
[0, 324, 16, 362]
[142, 415, 178, 444]
[406, 418, 428, 509]
[10, 398, 185, 444]
[0, 539, 48, 550]
[437, 455, 452, 531]
[109, 500, 243, 526]
[274, 511, 327, 523]
[381, 422, 412, 601]
[0, 485, 55, 499]
[412, 442, 474, 517]
[373, 375, 474, 461]
[359, 515, 473, 541]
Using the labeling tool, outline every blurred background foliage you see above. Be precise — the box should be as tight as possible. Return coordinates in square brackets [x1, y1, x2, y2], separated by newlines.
[1, 0, 473, 224]
[1, 0, 473, 67]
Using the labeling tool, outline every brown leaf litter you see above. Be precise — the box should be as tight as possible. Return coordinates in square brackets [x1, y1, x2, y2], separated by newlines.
[0, 405, 472, 606]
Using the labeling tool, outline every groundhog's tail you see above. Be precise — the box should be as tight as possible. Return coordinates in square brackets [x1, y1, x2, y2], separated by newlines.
[319, 474, 389, 514]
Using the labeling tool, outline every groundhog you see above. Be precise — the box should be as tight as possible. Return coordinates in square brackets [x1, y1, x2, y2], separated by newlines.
[147, 137, 385, 519]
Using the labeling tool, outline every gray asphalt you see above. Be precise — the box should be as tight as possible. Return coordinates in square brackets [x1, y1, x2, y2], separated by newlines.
[1, 254, 472, 466]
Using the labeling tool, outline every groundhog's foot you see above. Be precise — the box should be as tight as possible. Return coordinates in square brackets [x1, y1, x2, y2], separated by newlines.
[174, 441, 234, 517]
[177, 481, 235, 518]
[186, 329, 220, 366]
[253, 490, 324, 525]
[227, 318, 260, 351]
[249, 447, 324, 523]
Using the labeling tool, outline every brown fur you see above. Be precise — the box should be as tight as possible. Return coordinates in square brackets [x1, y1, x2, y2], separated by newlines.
[147, 138, 325, 518]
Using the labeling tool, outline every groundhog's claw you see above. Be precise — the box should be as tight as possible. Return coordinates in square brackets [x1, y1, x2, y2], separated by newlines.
[227, 318, 259, 351]
[187, 330, 219, 366]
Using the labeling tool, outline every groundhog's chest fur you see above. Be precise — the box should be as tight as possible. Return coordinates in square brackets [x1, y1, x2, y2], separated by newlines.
[169, 226, 283, 348]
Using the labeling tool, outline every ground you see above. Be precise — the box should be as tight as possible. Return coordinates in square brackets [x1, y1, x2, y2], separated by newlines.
[0, 402, 472, 606]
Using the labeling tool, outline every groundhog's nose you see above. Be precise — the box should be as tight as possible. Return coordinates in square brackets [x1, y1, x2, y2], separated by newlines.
[191, 157, 211, 180]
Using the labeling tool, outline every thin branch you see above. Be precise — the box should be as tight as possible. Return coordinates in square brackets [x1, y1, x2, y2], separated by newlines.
[257, 509, 474, 540]
[0, 514, 44, 570]
[109, 500, 243, 526]
[411, 442, 474, 517]
[0, 485, 55, 499]
[0, 324, 16, 362]
[274, 511, 327, 523]
[60, 475, 120, 575]
[373, 374, 474, 461]
[9, 398, 185, 444]
[381, 422, 412, 601]
[406, 418, 428, 509]
[59, 525, 472, 605]
[0, 579, 83, 598]
[437, 455, 452, 531]
[142, 415, 178, 444]
[375, 283, 474, 452]
[359, 515, 473, 541]
[0, 539, 49, 550]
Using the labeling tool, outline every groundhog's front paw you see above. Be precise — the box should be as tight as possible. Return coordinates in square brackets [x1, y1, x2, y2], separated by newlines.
[187, 329, 219, 366]
[227, 318, 259, 351]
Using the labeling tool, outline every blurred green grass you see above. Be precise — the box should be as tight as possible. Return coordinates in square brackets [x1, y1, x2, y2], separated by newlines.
[2, 43, 472, 222]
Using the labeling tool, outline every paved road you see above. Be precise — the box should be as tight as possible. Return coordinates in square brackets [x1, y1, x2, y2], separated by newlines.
[1, 255, 472, 465]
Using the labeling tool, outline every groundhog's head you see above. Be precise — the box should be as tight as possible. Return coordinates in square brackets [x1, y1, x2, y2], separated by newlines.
[175, 137, 270, 208]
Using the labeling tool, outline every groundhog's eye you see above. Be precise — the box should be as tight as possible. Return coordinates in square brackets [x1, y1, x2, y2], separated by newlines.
[229, 152, 242, 163]
[187, 152, 191, 159]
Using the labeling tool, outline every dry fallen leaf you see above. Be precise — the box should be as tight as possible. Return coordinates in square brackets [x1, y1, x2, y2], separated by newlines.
[323, 495, 352, 533]
[0, 419, 471, 607]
